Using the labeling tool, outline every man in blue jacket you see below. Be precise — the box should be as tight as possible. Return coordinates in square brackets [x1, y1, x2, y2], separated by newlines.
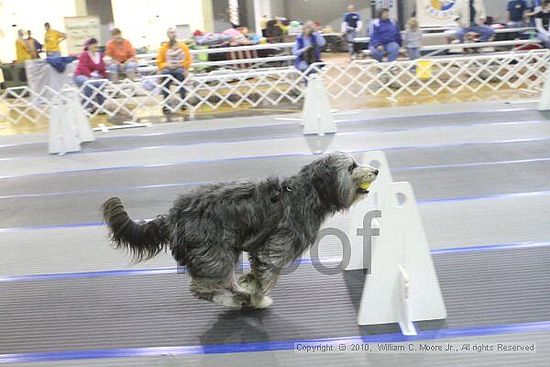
[368, 8, 402, 62]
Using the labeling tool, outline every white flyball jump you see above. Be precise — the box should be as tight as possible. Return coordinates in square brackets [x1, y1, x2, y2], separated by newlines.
[345, 151, 393, 271]
[48, 88, 95, 155]
[301, 75, 337, 136]
[345, 151, 446, 335]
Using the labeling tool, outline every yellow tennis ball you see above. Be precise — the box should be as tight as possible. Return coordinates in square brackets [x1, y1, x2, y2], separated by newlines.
[359, 182, 371, 191]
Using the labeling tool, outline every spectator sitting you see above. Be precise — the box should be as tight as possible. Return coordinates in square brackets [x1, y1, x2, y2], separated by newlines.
[74, 38, 107, 113]
[223, 26, 254, 46]
[157, 27, 192, 114]
[105, 28, 138, 82]
[453, 0, 495, 43]
[292, 20, 326, 72]
[265, 20, 284, 43]
[404, 17, 422, 60]
[43, 22, 66, 57]
[27, 31, 43, 59]
[341, 4, 363, 60]
[507, 0, 530, 27]
[368, 8, 402, 62]
[534, 0, 550, 47]
[260, 15, 269, 37]
[15, 29, 34, 63]
[277, 18, 290, 36]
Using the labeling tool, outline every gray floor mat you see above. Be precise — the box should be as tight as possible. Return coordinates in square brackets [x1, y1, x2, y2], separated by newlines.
[0, 140, 548, 197]
[1, 110, 547, 159]
[1, 246, 549, 355]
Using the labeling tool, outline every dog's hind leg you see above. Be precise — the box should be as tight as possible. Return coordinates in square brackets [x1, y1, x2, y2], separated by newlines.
[240, 234, 304, 309]
[238, 271, 274, 309]
[239, 255, 285, 309]
[190, 276, 252, 308]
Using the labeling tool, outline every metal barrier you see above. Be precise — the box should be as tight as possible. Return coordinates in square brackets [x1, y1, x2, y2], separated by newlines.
[1, 50, 548, 125]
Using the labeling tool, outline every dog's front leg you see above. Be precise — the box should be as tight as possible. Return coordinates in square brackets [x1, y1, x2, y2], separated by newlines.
[238, 271, 274, 309]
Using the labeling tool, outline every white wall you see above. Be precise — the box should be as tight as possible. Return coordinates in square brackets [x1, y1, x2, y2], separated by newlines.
[0, 0, 77, 63]
[270, 0, 285, 19]
[111, 0, 205, 51]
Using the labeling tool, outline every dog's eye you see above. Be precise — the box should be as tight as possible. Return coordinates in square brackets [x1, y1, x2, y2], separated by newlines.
[348, 162, 357, 172]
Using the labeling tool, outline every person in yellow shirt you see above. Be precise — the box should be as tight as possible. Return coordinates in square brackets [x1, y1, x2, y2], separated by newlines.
[43, 22, 66, 57]
[157, 27, 192, 113]
[15, 29, 33, 63]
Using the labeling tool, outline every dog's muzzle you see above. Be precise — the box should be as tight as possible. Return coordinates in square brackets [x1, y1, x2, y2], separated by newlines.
[356, 168, 379, 194]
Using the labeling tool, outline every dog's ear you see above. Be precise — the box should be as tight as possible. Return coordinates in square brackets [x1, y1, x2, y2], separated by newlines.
[310, 157, 342, 209]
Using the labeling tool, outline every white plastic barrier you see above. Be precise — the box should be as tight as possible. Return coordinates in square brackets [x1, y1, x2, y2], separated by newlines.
[345, 151, 393, 271]
[302, 75, 336, 136]
[48, 102, 80, 154]
[48, 89, 95, 154]
[344, 152, 446, 335]
[356, 182, 447, 334]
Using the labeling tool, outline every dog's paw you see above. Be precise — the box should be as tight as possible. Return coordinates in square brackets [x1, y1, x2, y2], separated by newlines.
[253, 295, 273, 309]
[212, 291, 243, 309]
[233, 291, 253, 308]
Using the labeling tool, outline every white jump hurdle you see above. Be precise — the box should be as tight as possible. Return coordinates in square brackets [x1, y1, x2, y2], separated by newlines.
[345, 151, 393, 271]
[301, 75, 337, 136]
[48, 89, 95, 155]
[345, 151, 447, 335]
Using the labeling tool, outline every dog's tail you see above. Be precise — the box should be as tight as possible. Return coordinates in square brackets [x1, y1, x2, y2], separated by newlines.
[102, 197, 169, 262]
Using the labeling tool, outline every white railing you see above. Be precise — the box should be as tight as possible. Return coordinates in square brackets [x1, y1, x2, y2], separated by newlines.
[130, 29, 536, 72]
[1, 50, 548, 125]
[134, 42, 295, 72]
[353, 26, 536, 43]
[136, 55, 296, 75]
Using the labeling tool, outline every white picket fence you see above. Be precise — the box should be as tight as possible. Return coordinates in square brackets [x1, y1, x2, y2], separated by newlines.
[1, 49, 548, 124]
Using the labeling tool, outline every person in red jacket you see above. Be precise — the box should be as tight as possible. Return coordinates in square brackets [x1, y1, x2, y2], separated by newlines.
[74, 38, 107, 112]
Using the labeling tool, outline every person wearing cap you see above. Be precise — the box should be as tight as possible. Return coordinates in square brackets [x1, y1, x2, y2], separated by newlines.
[157, 27, 192, 113]
[105, 28, 138, 82]
[74, 38, 107, 112]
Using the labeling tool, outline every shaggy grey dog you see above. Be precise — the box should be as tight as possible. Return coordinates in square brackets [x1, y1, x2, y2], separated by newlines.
[102, 151, 378, 309]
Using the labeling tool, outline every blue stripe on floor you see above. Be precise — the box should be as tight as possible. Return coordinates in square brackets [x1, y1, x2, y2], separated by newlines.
[1, 320, 549, 363]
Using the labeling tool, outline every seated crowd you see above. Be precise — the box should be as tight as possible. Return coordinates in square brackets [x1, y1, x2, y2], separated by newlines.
[9, 1, 550, 114]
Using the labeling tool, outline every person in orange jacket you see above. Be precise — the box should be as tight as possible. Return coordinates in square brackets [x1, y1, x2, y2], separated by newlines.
[157, 27, 192, 113]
